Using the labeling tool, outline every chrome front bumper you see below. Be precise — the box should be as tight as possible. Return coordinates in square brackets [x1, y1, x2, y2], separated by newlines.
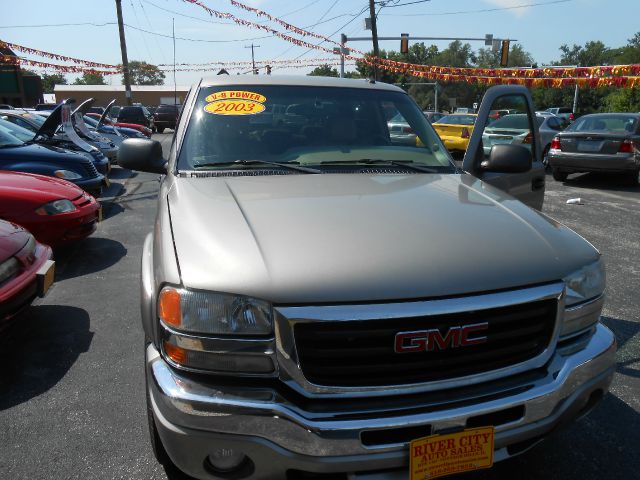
[147, 323, 616, 480]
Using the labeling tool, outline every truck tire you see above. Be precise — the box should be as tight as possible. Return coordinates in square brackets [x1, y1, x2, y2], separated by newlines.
[552, 169, 568, 182]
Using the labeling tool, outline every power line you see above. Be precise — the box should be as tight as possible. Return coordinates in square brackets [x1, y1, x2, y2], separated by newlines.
[277, 0, 323, 19]
[292, 4, 370, 61]
[129, 0, 155, 63]
[375, 0, 432, 7]
[381, 0, 573, 16]
[138, 0, 168, 63]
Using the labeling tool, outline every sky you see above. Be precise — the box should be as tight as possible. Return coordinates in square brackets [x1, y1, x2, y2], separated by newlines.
[1, 0, 639, 86]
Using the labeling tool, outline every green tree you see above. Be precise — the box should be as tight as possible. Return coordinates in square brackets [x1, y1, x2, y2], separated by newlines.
[308, 64, 338, 77]
[611, 32, 640, 64]
[125, 60, 165, 85]
[41, 73, 67, 94]
[558, 41, 613, 66]
[73, 72, 107, 85]
[435, 40, 475, 68]
[603, 88, 640, 112]
[476, 44, 535, 68]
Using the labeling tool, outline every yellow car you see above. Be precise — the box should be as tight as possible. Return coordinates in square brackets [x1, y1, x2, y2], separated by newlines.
[429, 114, 477, 156]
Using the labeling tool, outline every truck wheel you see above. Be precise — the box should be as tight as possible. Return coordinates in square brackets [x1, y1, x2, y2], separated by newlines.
[552, 169, 568, 182]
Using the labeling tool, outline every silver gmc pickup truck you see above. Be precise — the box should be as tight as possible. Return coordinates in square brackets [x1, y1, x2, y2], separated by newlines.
[119, 76, 616, 480]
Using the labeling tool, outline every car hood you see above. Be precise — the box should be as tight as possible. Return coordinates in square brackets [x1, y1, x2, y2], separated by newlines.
[0, 171, 82, 213]
[35, 100, 71, 137]
[168, 173, 599, 304]
[0, 219, 29, 261]
[98, 99, 117, 128]
[0, 142, 88, 163]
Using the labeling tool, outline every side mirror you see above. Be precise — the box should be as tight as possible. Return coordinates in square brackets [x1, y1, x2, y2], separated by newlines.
[480, 144, 531, 173]
[118, 138, 167, 174]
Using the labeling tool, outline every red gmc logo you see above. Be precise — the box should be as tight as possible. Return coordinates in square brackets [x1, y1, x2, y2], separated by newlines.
[394, 322, 489, 353]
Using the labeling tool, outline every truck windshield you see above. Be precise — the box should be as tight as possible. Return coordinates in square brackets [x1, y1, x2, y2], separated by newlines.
[178, 85, 453, 171]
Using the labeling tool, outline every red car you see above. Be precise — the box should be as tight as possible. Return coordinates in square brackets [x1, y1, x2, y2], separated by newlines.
[86, 113, 152, 138]
[0, 219, 54, 326]
[0, 171, 101, 247]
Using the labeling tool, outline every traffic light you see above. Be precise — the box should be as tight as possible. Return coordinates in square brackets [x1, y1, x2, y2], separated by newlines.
[266, 65, 271, 75]
[500, 40, 510, 67]
[400, 33, 409, 54]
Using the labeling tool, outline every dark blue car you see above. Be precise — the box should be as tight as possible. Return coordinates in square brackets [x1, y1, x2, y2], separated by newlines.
[0, 119, 105, 195]
[0, 104, 111, 175]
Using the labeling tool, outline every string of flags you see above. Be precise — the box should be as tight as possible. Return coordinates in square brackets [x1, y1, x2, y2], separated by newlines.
[1, 3, 640, 91]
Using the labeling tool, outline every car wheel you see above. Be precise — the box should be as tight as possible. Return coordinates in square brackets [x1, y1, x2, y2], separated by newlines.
[552, 169, 568, 182]
[625, 168, 640, 186]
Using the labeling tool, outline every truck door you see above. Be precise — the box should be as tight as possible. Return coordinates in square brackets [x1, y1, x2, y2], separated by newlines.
[462, 85, 546, 210]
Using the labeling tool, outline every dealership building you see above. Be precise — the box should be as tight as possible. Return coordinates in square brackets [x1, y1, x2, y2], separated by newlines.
[53, 84, 190, 107]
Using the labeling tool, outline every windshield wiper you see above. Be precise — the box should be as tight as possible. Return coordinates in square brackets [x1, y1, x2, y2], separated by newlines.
[193, 159, 321, 174]
[318, 159, 440, 173]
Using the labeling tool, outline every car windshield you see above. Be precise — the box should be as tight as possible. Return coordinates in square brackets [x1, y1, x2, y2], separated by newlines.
[567, 115, 638, 133]
[21, 113, 46, 128]
[0, 118, 36, 142]
[0, 120, 26, 147]
[434, 115, 476, 126]
[178, 85, 454, 170]
[487, 114, 530, 129]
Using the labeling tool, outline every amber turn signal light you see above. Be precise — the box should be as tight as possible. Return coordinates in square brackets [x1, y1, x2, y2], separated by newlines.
[159, 287, 182, 327]
[164, 342, 187, 364]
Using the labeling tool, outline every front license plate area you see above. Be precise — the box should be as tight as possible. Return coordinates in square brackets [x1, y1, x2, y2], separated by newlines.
[36, 260, 55, 298]
[410, 426, 494, 480]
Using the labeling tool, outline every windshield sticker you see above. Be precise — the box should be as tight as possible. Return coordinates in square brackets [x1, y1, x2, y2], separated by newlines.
[205, 90, 267, 103]
[204, 99, 266, 116]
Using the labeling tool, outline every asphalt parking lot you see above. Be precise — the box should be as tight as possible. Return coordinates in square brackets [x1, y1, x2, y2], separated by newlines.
[0, 134, 638, 479]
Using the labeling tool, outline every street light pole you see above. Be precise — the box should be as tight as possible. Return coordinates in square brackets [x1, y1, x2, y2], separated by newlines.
[115, 0, 132, 105]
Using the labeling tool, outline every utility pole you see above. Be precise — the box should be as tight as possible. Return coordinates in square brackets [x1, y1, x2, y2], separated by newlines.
[245, 44, 260, 74]
[115, 0, 132, 105]
[368, 0, 380, 81]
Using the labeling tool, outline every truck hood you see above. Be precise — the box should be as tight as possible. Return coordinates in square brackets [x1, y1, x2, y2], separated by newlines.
[168, 173, 598, 304]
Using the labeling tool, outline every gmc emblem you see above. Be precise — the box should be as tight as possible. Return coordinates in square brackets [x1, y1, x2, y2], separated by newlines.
[394, 322, 489, 353]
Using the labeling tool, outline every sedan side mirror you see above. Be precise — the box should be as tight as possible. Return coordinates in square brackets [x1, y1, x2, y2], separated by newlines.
[118, 138, 167, 174]
[480, 144, 532, 173]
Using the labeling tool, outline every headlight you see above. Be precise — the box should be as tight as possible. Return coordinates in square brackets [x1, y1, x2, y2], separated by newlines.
[157, 287, 276, 375]
[158, 287, 272, 335]
[35, 199, 77, 215]
[0, 257, 20, 284]
[561, 259, 605, 338]
[54, 169, 82, 180]
[563, 259, 605, 307]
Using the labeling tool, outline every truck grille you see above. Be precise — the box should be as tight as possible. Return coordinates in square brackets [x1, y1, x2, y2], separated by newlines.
[294, 299, 557, 387]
